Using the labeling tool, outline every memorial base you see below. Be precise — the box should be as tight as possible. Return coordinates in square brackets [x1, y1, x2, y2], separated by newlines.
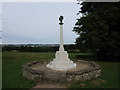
[46, 51, 76, 71]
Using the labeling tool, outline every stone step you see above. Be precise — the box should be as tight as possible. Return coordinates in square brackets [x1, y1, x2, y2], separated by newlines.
[44, 71, 67, 83]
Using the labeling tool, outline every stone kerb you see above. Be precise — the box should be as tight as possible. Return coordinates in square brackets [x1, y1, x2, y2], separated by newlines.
[66, 60, 101, 82]
[22, 60, 51, 82]
[22, 60, 101, 83]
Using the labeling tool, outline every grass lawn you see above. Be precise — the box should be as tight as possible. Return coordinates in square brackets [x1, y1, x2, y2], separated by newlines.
[2, 52, 120, 88]
[70, 61, 120, 88]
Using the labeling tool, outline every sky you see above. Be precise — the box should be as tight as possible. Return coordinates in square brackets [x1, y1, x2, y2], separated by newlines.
[0, 3, 2, 44]
[2, 2, 80, 44]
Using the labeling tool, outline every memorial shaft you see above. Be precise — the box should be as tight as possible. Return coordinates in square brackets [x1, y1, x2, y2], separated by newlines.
[59, 24, 64, 51]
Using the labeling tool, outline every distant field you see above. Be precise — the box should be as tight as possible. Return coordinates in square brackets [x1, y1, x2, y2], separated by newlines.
[2, 52, 120, 88]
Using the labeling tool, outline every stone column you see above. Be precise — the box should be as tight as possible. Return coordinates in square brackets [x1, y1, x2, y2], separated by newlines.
[59, 22, 64, 51]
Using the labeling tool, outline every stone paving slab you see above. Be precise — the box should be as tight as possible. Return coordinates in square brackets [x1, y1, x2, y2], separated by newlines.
[32, 83, 69, 88]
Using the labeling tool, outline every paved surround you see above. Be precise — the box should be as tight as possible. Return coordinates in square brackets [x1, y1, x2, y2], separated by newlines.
[22, 60, 101, 83]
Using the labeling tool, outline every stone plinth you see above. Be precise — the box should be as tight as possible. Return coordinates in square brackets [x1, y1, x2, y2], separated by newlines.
[46, 51, 76, 71]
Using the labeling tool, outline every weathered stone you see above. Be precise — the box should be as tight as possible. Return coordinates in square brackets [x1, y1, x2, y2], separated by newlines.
[22, 60, 101, 83]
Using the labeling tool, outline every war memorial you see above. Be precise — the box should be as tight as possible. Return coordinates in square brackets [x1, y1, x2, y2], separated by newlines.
[22, 16, 101, 86]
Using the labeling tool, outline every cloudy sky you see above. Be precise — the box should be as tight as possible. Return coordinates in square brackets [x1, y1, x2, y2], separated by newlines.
[2, 2, 80, 44]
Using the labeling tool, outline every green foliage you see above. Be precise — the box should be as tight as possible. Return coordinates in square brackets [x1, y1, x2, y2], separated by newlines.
[73, 2, 120, 58]
[2, 45, 58, 52]
[2, 44, 78, 53]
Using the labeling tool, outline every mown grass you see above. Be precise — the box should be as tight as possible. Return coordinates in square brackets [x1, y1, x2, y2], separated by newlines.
[2, 52, 120, 88]
[2, 52, 55, 88]
[70, 61, 120, 88]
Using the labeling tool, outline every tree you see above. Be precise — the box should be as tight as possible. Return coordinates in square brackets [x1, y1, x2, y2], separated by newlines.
[73, 2, 120, 58]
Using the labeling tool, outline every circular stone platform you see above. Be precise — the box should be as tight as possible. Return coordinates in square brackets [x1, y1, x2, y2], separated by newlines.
[22, 60, 101, 83]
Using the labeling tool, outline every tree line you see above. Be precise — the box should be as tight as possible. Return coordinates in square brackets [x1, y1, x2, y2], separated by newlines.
[2, 44, 78, 53]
